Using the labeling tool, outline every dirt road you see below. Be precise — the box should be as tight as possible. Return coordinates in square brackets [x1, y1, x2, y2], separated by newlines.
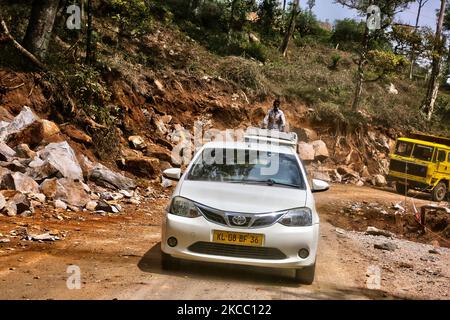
[0, 184, 448, 300]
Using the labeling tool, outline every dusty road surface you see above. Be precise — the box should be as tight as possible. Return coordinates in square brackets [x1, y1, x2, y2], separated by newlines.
[0, 184, 448, 300]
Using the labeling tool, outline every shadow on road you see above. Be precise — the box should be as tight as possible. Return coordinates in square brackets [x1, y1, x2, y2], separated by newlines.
[138, 242, 301, 288]
[137, 243, 408, 299]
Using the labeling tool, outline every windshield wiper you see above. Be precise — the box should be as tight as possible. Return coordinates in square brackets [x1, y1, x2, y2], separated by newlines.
[229, 179, 300, 188]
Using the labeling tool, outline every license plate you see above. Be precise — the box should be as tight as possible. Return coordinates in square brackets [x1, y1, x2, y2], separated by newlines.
[212, 230, 264, 247]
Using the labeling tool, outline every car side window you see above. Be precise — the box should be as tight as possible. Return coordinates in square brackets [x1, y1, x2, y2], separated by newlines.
[448, 152, 450, 163]
[437, 150, 446, 163]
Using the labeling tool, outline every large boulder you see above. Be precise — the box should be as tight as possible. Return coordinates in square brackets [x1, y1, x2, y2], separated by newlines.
[3, 192, 32, 216]
[78, 155, 136, 190]
[40, 178, 90, 207]
[2, 172, 39, 194]
[0, 159, 27, 173]
[297, 142, 315, 161]
[117, 156, 160, 178]
[15, 144, 36, 159]
[6, 119, 61, 148]
[27, 157, 58, 181]
[61, 124, 92, 145]
[0, 106, 39, 141]
[372, 174, 387, 187]
[34, 141, 83, 181]
[89, 163, 136, 190]
[294, 128, 318, 142]
[0, 167, 11, 185]
[128, 135, 146, 150]
[145, 144, 173, 164]
[311, 170, 331, 182]
[311, 140, 329, 161]
[0, 142, 16, 161]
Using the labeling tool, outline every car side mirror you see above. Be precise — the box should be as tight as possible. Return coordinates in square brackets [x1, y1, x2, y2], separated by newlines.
[163, 168, 182, 181]
[311, 179, 329, 193]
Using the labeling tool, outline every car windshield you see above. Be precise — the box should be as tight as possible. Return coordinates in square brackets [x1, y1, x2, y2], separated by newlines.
[412, 144, 434, 162]
[187, 148, 305, 189]
[395, 141, 413, 157]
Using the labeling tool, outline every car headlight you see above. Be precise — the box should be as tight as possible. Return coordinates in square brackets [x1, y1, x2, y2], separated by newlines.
[279, 208, 312, 226]
[169, 197, 201, 218]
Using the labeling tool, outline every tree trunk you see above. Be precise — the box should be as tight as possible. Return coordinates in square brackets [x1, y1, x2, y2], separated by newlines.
[22, 0, 60, 61]
[409, 0, 427, 80]
[0, 16, 45, 69]
[85, 0, 94, 65]
[280, 0, 299, 57]
[228, 0, 238, 34]
[189, 0, 201, 16]
[351, 24, 369, 111]
[352, 61, 364, 110]
[422, 0, 446, 120]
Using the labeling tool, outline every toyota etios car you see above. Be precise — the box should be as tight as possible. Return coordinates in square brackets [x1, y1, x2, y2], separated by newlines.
[160, 130, 329, 284]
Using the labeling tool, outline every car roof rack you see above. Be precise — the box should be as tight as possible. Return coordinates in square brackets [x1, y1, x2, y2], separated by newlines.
[244, 127, 298, 150]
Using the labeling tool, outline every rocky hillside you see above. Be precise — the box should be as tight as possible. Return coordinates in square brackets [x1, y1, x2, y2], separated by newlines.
[0, 1, 449, 215]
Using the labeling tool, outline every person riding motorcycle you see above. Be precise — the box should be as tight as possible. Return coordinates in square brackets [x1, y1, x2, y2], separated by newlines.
[263, 99, 286, 132]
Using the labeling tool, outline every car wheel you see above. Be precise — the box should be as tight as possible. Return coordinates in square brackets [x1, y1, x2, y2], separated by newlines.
[431, 182, 447, 202]
[395, 183, 408, 195]
[161, 251, 180, 270]
[294, 263, 316, 285]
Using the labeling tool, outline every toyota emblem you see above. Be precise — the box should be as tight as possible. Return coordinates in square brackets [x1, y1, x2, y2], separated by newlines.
[231, 215, 247, 226]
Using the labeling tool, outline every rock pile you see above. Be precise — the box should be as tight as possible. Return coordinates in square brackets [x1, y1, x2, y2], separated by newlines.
[0, 106, 139, 217]
[296, 127, 390, 187]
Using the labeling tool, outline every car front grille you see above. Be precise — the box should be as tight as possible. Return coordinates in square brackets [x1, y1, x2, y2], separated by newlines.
[197, 205, 285, 229]
[199, 207, 228, 225]
[389, 159, 428, 178]
[188, 242, 287, 260]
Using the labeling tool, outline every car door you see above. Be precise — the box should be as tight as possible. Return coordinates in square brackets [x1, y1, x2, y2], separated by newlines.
[436, 149, 448, 175]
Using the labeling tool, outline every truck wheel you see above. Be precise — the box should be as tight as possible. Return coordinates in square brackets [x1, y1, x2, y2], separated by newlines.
[161, 251, 180, 270]
[395, 183, 408, 195]
[294, 264, 316, 285]
[431, 182, 447, 202]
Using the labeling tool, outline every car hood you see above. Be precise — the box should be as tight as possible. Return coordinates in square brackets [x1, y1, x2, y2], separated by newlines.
[179, 180, 307, 213]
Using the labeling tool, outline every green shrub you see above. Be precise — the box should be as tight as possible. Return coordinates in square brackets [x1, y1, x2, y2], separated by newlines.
[219, 56, 268, 94]
[107, 0, 153, 36]
[331, 19, 365, 51]
[330, 54, 342, 70]
[243, 42, 268, 62]
[312, 101, 346, 123]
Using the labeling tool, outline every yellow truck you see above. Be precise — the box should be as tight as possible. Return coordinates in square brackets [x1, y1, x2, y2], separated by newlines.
[388, 132, 450, 202]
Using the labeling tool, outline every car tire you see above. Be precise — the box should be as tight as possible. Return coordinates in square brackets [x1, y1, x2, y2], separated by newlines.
[294, 263, 316, 285]
[161, 251, 180, 270]
[431, 181, 447, 202]
[395, 183, 408, 195]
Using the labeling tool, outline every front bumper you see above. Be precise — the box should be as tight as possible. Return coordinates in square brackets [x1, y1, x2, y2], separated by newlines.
[161, 213, 319, 269]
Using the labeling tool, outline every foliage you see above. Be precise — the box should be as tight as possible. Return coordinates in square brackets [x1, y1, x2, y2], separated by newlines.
[68, 68, 113, 125]
[219, 56, 268, 94]
[107, 0, 153, 36]
[365, 50, 410, 79]
[331, 19, 365, 50]
[330, 54, 342, 70]
[257, 0, 283, 36]
[295, 11, 328, 38]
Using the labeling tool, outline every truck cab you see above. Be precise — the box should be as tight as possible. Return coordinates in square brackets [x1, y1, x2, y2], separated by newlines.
[388, 133, 450, 202]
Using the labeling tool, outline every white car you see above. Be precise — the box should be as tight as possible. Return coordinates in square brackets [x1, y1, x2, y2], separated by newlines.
[161, 132, 328, 284]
